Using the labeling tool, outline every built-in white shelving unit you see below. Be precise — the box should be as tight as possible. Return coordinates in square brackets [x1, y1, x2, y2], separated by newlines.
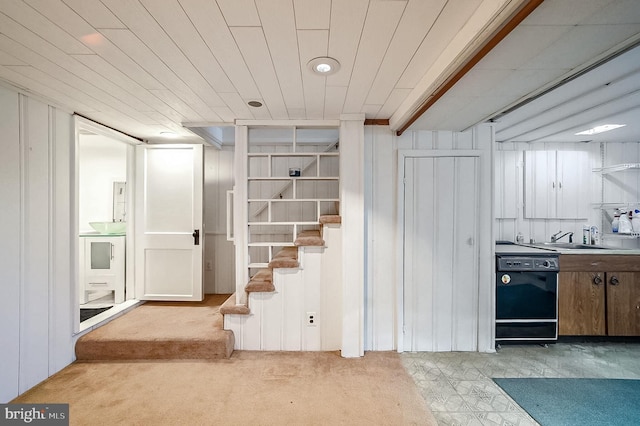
[246, 127, 340, 273]
[593, 162, 640, 241]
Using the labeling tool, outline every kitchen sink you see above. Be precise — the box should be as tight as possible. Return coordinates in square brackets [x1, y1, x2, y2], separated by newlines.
[533, 242, 612, 250]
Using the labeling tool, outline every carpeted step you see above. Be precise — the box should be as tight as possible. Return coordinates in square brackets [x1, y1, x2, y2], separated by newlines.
[294, 230, 324, 246]
[268, 246, 299, 268]
[75, 294, 234, 360]
[245, 269, 275, 292]
[319, 215, 341, 224]
[220, 293, 249, 315]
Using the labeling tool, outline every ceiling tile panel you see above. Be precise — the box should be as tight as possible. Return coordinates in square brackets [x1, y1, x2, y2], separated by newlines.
[0, 0, 92, 54]
[74, 34, 165, 90]
[0, 50, 26, 66]
[140, 0, 236, 93]
[522, 24, 640, 70]
[297, 29, 329, 118]
[6, 63, 159, 123]
[0, 31, 164, 121]
[230, 26, 288, 119]
[149, 89, 206, 122]
[342, 1, 406, 113]
[0, 64, 97, 112]
[217, 0, 261, 26]
[256, 0, 305, 110]
[376, 88, 411, 119]
[396, 0, 482, 89]
[218, 92, 256, 120]
[60, 0, 127, 28]
[293, 0, 330, 30]
[524, 0, 615, 26]
[326, 0, 369, 88]
[102, 0, 226, 108]
[365, 0, 446, 106]
[99, 29, 221, 118]
[323, 85, 347, 120]
[179, 0, 261, 100]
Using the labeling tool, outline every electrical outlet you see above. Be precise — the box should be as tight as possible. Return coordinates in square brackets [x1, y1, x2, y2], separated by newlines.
[306, 312, 317, 326]
[206, 260, 213, 271]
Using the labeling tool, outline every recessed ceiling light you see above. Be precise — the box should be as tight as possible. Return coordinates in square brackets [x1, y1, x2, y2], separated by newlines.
[307, 57, 340, 76]
[160, 131, 178, 138]
[575, 124, 626, 136]
[248, 101, 263, 107]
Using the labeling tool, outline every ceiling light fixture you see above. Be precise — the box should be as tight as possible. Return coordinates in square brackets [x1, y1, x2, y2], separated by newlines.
[308, 57, 340, 76]
[248, 101, 263, 107]
[160, 131, 179, 138]
[575, 124, 626, 136]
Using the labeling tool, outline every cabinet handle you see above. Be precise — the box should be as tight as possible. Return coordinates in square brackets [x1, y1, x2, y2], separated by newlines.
[559, 181, 562, 189]
[192, 229, 200, 246]
[552, 182, 555, 189]
[610, 276, 620, 286]
[89, 282, 108, 286]
[593, 275, 602, 285]
[110, 243, 114, 260]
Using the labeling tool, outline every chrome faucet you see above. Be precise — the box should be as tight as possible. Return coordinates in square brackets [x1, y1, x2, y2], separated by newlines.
[551, 231, 573, 243]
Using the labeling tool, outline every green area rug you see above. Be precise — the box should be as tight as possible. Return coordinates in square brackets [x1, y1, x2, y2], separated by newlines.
[493, 378, 640, 426]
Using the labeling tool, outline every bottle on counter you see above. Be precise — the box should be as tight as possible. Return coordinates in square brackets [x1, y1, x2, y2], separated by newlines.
[590, 225, 599, 245]
[583, 226, 590, 244]
[612, 209, 620, 233]
[632, 209, 640, 234]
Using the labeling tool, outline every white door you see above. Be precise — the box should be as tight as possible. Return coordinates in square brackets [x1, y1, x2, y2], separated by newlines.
[403, 154, 479, 352]
[135, 144, 204, 301]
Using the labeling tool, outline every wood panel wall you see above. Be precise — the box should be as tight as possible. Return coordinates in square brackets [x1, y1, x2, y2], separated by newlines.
[0, 85, 74, 402]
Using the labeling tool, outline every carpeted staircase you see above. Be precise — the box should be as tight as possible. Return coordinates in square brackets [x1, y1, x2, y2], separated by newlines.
[75, 294, 234, 360]
[221, 216, 340, 317]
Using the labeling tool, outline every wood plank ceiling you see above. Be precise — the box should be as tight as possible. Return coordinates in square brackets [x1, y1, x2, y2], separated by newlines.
[409, 0, 640, 143]
[0, 0, 526, 142]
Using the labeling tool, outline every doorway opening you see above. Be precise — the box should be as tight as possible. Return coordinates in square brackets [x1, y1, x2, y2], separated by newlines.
[75, 117, 141, 332]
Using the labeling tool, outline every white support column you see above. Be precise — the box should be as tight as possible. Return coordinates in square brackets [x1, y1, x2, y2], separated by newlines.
[233, 125, 249, 304]
[339, 114, 365, 357]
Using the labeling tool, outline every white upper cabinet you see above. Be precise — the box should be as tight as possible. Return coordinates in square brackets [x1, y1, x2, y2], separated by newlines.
[524, 150, 589, 219]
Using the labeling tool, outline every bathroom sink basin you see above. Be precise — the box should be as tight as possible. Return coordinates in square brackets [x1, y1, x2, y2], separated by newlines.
[89, 221, 126, 234]
[533, 242, 611, 250]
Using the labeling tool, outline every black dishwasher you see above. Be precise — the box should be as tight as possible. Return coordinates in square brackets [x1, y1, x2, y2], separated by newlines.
[496, 245, 559, 343]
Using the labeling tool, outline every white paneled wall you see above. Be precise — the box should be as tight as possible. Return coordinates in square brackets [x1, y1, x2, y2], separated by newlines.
[364, 125, 494, 353]
[0, 85, 74, 402]
[204, 146, 235, 294]
[224, 236, 342, 351]
[495, 142, 602, 245]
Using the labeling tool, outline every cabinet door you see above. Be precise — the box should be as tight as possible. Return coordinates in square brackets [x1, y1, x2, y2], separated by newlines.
[558, 271, 606, 335]
[607, 272, 640, 336]
[556, 150, 588, 219]
[524, 151, 556, 218]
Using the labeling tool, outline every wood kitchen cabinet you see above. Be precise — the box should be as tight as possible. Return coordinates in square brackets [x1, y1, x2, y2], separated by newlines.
[558, 271, 606, 335]
[607, 272, 640, 335]
[558, 255, 640, 336]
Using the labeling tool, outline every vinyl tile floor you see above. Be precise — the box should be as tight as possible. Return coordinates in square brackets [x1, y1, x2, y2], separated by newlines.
[401, 342, 640, 426]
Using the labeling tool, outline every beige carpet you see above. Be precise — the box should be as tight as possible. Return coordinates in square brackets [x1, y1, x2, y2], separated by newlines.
[75, 294, 234, 360]
[13, 351, 437, 425]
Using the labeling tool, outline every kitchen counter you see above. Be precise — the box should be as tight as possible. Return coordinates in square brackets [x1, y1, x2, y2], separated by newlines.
[515, 243, 640, 255]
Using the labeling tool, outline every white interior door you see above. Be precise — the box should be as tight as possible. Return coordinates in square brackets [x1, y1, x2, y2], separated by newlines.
[135, 144, 204, 301]
[403, 154, 480, 352]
